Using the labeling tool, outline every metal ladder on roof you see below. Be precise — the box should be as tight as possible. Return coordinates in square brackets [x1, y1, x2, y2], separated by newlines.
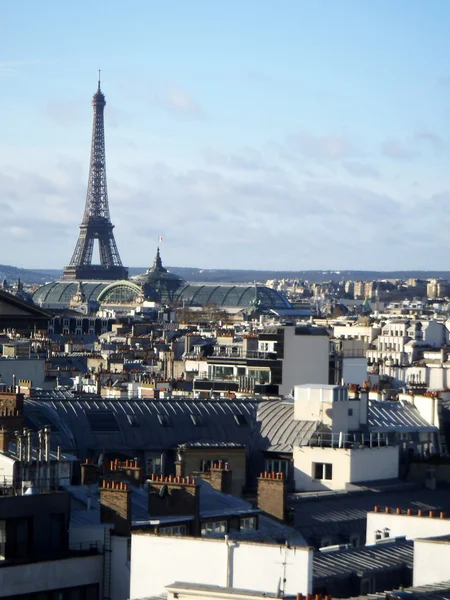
[102, 527, 112, 600]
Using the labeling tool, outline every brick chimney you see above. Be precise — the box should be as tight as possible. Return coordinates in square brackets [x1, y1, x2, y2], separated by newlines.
[210, 461, 232, 494]
[148, 474, 200, 534]
[257, 472, 287, 521]
[105, 458, 144, 485]
[175, 459, 185, 478]
[0, 391, 24, 434]
[0, 428, 10, 453]
[100, 480, 132, 536]
[81, 459, 100, 485]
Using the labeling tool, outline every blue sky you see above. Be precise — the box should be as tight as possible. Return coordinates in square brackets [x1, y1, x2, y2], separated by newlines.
[2, 1, 450, 271]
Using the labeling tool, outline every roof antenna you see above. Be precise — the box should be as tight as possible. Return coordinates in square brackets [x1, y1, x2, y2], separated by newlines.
[98, 69, 101, 91]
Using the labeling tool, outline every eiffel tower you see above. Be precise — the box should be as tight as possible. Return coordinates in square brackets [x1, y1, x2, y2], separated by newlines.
[63, 74, 128, 281]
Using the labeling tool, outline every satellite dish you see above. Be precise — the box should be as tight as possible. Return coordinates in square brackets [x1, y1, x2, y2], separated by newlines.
[159, 484, 168, 498]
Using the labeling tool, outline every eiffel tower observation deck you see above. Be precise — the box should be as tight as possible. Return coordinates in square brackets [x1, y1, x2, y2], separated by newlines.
[63, 75, 128, 281]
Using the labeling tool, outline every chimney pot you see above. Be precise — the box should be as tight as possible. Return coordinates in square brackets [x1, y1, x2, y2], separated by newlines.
[297, 594, 303, 600]
[441, 511, 446, 519]
[316, 594, 322, 600]
[385, 506, 390, 514]
[396, 508, 401, 515]
[407, 508, 412, 516]
[374, 505, 380, 513]
[429, 510, 435, 518]
[418, 509, 423, 517]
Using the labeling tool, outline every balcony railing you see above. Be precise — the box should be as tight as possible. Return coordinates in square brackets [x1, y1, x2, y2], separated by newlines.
[210, 349, 277, 360]
[301, 431, 394, 449]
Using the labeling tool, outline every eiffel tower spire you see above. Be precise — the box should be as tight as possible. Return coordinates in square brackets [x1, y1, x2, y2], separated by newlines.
[63, 76, 128, 281]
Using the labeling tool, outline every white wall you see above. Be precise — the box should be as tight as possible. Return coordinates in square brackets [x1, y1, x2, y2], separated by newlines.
[365, 512, 450, 545]
[0, 454, 14, 482]
[413, 539, 450, 586]
[130, 535, 312, 599]
[0, 555, 102, 597]
[294, 385, 337, 423]
[400, 394, 438, 427]
[293, 445, 399, 492]
[342, 357, 367, 386]
[281, 328, 329, 395]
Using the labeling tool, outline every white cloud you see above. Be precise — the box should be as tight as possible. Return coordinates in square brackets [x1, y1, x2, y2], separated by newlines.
[149, 82, 204, 119]
[381, 138, 415, 160]
[343, 161, 380, 179]
[286, 131, 357, 162]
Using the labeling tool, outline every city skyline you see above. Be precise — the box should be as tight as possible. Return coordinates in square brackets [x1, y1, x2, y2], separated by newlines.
[2, 1, 450, 271]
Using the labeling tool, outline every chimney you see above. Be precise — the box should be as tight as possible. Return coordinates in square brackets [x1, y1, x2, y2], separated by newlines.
[257, 472, 287, 521]
[100, 480, 132, 536]
[148, 475, 200, 534]
[44, 425, 51, 462]
[0, 428, 10, 453]
[38, 429, 44, 462]
[122, 459, 144, 484]
[26, 429, 32, 462]
[175, 457, 185, 478]
[210, 461, 233, 494]
[81, 459, 100, 485]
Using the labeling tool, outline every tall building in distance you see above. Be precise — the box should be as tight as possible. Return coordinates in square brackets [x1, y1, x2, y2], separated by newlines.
[63, 74, 128, 281]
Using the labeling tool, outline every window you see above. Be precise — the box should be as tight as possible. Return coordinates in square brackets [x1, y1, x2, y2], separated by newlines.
[5, 518, 31, 559]
[383, 528, 390, 538]
[159, 524, 187, 536]
[157, 414, 172, 427]
[361, 578, 375, 595]
[313, 462, 333, 481]
[348, 408, 353, 416]
[240, 517, 257, 531]
[127, 414, 139, 427]
[375, 529, 382, 541]
[50, 513, 65, 554]
[234, 414, 248, 426]
[147, 456, 162, 475]
[265, 459, 289, 477]
[0, 521, 5, 560]
[201, 521, 227, 535]
[190, 414, 204, 426]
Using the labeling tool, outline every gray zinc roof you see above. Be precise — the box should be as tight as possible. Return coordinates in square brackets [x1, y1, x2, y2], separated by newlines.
[256, 400, 317, 452]
[23, 394, 316, 458]
[24, 396, 260, 454]
[368, 400, 437, 433]
[291, 485, 450, 546]
[313, 538, 413, 583]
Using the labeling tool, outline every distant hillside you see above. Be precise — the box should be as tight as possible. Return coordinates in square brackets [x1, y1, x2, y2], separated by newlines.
[7, 265, 450, 285]
[0, 265, 60, 285]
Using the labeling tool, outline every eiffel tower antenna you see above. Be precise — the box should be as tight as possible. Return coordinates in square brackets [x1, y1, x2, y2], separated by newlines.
[63, 76, 128, 281]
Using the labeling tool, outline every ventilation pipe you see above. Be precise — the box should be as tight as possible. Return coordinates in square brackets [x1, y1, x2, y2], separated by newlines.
[44, 426, 51, 462]
[25, 429, 32, 463]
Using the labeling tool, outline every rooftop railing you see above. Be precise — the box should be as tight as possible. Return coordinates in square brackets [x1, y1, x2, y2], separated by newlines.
[210, 349, 277, 360]
[302, 431, 393, 449]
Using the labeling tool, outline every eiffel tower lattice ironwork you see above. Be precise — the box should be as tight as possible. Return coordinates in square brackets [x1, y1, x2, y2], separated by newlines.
[63, 75, 128, 281]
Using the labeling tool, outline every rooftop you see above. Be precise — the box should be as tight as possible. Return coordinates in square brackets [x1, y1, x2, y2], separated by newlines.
[313, 538, 413, 582]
